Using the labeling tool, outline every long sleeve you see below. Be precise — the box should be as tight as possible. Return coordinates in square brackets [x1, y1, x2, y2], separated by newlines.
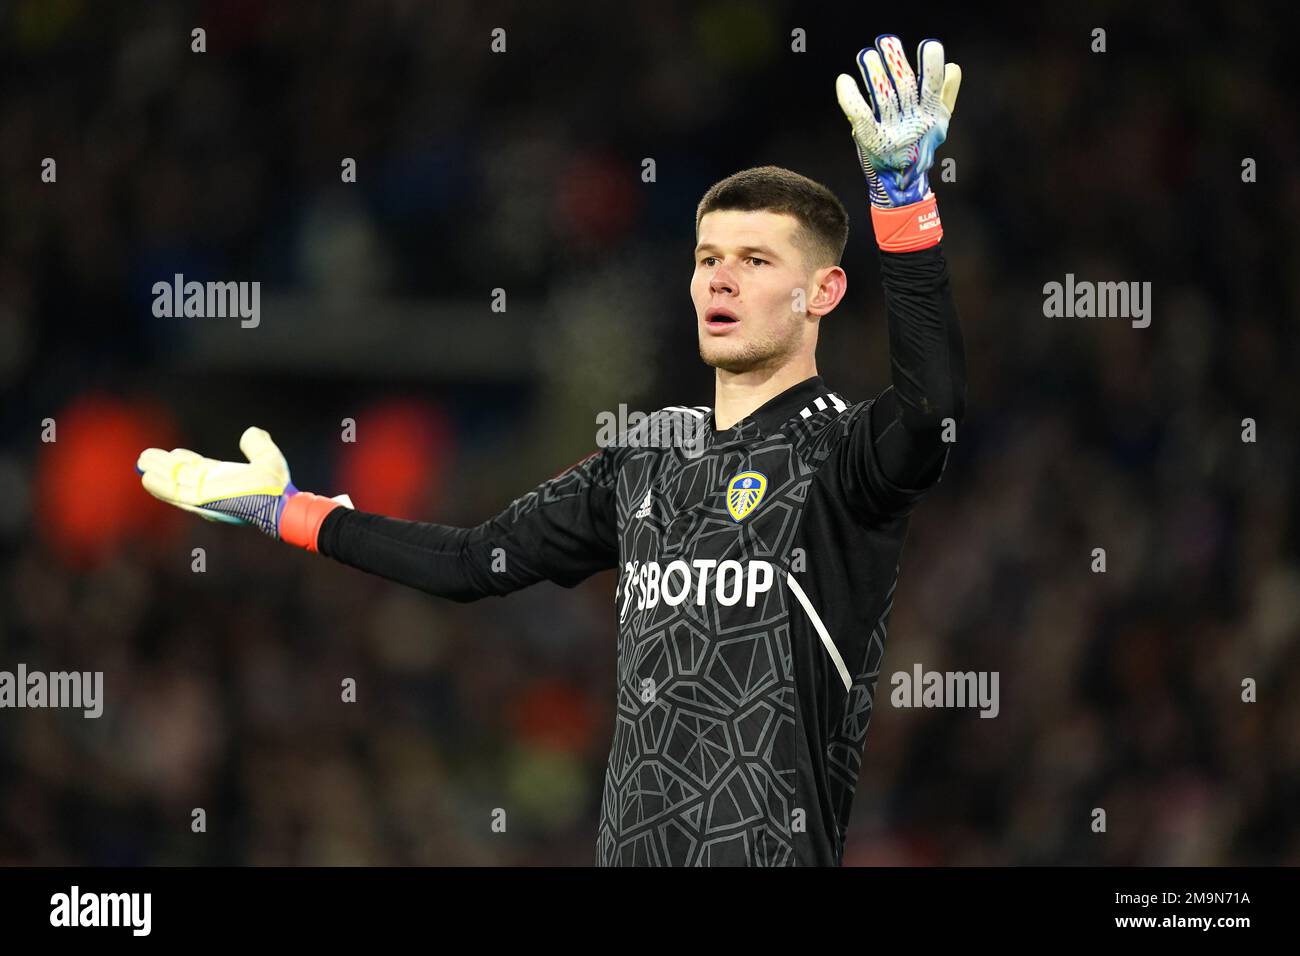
[314, 448, 620, 601]
[841, 241, 967, 519]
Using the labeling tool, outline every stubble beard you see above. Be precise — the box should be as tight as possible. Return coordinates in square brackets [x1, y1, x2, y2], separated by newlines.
[698, 320, 800, 375]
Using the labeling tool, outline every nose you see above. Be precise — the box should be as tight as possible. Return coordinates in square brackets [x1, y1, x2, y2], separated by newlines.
[709, 266, 737, 296]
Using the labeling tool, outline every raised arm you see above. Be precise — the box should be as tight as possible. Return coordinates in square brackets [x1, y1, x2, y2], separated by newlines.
[834, 34, 967, 516]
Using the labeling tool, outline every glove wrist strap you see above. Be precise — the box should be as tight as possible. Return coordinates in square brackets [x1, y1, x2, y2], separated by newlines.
[280, 492, 342, 553]
[871, 193, 942, 252]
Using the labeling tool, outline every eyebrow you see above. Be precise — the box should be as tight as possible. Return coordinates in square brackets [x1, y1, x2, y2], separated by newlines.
[694, 243, 782, 260]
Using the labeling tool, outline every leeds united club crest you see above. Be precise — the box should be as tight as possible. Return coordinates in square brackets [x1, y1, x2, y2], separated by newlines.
[726, 471, 767, 521]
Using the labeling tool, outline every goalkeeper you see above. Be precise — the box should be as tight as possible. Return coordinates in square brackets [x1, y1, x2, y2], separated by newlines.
[139, 35, 965, 866]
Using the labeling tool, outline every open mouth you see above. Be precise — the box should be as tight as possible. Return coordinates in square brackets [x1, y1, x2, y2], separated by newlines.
[705, 308, 740, 331]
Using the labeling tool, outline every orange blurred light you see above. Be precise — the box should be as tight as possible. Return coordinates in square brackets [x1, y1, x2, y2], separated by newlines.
[510, 680, 599, 754]
[334, 400, 454, 520]
[36, 394, 179, 565]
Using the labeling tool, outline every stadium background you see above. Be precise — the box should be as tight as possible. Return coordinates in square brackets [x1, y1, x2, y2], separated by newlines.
[1, 1, 1297, 864]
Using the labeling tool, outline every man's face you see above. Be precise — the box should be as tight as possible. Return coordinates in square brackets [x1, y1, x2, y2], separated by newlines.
[691, 209, 821, 374]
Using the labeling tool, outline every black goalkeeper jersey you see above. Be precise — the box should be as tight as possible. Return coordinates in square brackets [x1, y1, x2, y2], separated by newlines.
[594, 379, 947, 865]
[316, 244, 965, 866]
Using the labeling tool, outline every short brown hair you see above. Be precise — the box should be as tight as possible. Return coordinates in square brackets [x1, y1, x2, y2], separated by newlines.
[695, 165, 849, 268]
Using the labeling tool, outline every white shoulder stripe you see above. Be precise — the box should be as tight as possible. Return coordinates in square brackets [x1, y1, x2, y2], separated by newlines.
[797, 392, 849, 422]
[662, 406, 706, 418]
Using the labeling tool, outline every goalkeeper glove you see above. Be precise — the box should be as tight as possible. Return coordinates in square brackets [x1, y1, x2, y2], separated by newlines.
[136, 426, 352, 552]
[835, 35, 961, 251]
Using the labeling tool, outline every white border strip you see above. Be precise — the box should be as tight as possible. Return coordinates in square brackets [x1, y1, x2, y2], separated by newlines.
[785, 573, 851, 692]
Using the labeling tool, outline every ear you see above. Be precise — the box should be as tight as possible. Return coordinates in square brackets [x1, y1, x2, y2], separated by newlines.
[803, 265, 847, 317]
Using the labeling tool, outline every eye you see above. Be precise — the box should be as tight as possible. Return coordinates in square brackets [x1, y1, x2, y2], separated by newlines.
[699, 256, 718, 266]
[747, 257, 768, 266]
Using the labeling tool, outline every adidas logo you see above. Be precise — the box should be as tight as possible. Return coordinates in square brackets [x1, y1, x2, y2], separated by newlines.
[634, 489, 653, 519]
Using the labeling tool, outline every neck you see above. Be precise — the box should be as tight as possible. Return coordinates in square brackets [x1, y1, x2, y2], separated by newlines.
[712, 355, 819, 430]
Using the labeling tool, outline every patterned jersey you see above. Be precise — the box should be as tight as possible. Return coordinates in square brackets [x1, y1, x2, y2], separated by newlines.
[482, 375, 947, 865]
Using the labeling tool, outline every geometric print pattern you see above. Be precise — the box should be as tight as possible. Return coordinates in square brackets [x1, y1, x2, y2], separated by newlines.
[596, 392, 886, 866]
[826, 572, 898, 848]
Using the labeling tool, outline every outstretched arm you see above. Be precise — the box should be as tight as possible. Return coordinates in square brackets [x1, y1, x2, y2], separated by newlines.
[138, 432, 620, 601]
[315, 450, 619, 601]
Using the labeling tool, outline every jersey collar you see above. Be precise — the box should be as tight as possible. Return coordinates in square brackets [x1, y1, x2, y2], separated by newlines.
[707, 375, 839, 447]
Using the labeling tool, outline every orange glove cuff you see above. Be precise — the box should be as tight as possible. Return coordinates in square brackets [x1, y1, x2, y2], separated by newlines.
[870, 194, 943, 252]
[280, 492, 342, 553]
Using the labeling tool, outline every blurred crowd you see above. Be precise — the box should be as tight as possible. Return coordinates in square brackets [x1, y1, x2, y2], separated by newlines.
[1, 1, 1297, 864]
